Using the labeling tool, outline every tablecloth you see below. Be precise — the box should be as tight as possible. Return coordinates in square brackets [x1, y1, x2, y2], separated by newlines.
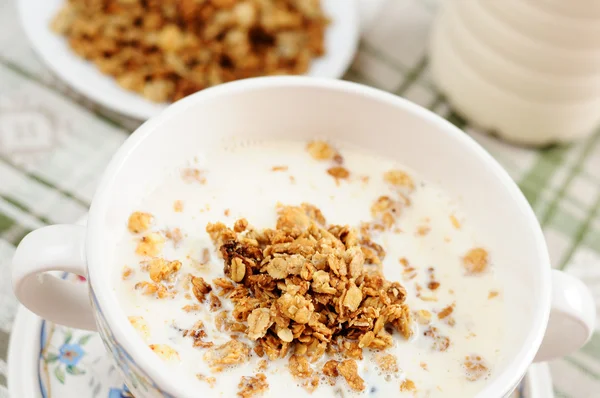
[0, 0, 598, 396]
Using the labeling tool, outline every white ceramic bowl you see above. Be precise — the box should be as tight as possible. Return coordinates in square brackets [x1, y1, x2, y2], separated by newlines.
[12, 77, 595, 397]
[18, 0, 360, 120]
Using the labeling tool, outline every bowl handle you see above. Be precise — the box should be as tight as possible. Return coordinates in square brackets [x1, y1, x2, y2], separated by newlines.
[534, 269, 596, 362]
[11, 224, 97, 331]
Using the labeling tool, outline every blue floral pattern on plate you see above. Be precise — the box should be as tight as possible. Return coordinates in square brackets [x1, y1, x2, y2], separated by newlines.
[109, 385, 134, 398]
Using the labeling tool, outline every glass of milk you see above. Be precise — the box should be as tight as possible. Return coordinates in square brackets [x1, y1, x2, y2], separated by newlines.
[429, 0, 600, 146]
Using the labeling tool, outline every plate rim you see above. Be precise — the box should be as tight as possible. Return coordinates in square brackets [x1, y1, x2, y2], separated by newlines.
[8, 305, 43, 398]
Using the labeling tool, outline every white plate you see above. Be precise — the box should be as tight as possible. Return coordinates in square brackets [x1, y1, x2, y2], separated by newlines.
[18, 0, 361, 120]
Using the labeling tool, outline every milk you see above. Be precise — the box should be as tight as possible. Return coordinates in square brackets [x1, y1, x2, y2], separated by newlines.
[113, 140, 505, 397]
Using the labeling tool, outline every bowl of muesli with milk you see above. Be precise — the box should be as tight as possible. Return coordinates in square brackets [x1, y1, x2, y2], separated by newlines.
[12, 77, 595, 398]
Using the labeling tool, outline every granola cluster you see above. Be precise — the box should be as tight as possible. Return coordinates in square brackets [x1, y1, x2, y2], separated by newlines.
[463, 355, 489, 381]
[51, 0, 328, 103]
[238, 373, 269, 398]
[463, 247, 488, 274]
[306, 140, 349, 180]
[205, 203, 413, 391]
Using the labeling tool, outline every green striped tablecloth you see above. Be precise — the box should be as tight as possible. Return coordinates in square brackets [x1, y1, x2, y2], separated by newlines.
[0, 0, 598, 396]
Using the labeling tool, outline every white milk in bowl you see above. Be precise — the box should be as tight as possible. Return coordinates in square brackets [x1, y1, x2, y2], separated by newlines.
[114, 139, 506, 397]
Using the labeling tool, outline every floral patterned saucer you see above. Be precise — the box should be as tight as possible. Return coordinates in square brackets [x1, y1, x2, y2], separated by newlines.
[8, 275, 554, 398]
[8, 274, 131, 398]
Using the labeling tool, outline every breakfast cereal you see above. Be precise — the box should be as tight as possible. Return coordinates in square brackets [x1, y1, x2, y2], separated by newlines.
[51, 0, 328, 102]
[114, 139, 505, 397]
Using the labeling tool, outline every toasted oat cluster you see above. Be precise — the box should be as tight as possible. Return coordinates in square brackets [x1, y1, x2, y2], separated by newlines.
[463, 247, 488, 274]
[463, 355, 489, 381]
[306, 140, 351, 181]
[238, 373, 269, 398]
[51, 0, 328, 103]
[205, 203, 412, 391]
